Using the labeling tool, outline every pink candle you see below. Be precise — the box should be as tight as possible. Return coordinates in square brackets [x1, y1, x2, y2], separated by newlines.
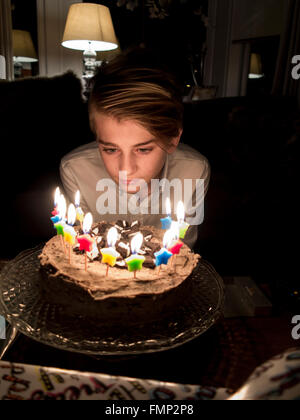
[51, 187, 61, 216]
[77, 213, 93, 271]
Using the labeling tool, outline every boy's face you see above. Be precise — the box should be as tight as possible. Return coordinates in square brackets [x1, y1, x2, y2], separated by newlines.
[93, 112, 180, 194]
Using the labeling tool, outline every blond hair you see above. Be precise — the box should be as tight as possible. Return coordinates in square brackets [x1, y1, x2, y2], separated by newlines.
[88, 48, 184, 149]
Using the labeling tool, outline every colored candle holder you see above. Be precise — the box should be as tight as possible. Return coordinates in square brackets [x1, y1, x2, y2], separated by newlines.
[77, 235, 94, 271]
[102, 227, 120, 276]
[160, 216, 173, 230]
[176, 201, 190, 239]
[101, 248, 120, 268]
[179, 222, 190, 239]
[51, 215, 61, 224]
[54, 221, 66, 253]
[77, 235, 93, 252]
[78, 212, 93, 271]
[64, 225, 77, 246]
[154, 248, 173, 267]
[168, 240, 183, 255]
[125, 254, 145, 274]
[54, 221, 65, 237]
[64, 225, 77, 264]
[126, 232, 145, 278]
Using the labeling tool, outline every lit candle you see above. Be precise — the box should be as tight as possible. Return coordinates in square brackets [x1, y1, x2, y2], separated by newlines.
[51, 187, 60, 216]
[154, 230, 173, 274]
[168, 221, 183, 255]
[160, 197, 173, 230]
[77, 212, 93, 271]
[125, 232, 145, 279]
[64, 203, 77, 264]
[75, 190, 84, 230]
[176, 201, 190, 239]
[167, 221, 183, 271]
[100, 227, 120, 277]
[54, 194, 67, 253]
[50, 187, 61, 222]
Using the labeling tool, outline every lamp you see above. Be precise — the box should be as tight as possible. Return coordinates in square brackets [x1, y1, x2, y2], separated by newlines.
[12, 29, 38, 78]
[62, 3, 118, 78]
[13, 30, 38, 63]
[249, 53, 264, 79]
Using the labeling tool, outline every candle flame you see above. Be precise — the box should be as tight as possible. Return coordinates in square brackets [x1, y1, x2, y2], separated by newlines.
[176, 201, 185, 223]
[75, 190, 80, 207]
[165, 197, 171, 216]
[68, 203, 76, 226]
[54, 187, 60, 207]
[131, 232, 143, 254]
[83, 212, 93, 234]
[163, 229, 174, 249]
[107, 227, 118, 248]
[57, 194, 67, 220]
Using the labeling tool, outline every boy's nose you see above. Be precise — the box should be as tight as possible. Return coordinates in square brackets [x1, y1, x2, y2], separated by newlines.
[119, 154, 137, 177]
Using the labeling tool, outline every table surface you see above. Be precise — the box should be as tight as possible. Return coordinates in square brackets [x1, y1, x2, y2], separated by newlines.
[0, 259, 297, 392]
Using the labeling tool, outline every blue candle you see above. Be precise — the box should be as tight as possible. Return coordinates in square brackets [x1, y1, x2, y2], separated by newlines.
[160, 198, 173, 230]
[51, 215, 60, 224]
[154, 248, 173, 266]
[160, 216, 172, 230]
[154, 230, 173, 267]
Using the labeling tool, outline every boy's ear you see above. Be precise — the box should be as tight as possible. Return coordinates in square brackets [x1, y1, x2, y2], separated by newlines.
[167, 129, 183, 154]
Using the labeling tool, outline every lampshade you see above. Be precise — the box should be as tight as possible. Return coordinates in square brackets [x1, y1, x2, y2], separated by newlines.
[249, 53, 263, 79]
[62, 3, 118, 52]
[13, 30, 38, 63]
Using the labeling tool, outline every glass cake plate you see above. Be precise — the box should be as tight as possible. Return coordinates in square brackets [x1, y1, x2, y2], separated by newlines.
[0, 245, 224, 356]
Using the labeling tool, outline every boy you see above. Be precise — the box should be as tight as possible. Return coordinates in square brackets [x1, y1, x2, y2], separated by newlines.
[60, 48, 210, 248]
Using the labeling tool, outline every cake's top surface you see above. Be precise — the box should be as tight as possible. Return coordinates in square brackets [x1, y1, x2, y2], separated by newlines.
[39, 221, 200, 301]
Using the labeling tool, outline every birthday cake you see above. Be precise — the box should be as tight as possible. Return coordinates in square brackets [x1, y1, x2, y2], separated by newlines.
[38, 220, 200, 327]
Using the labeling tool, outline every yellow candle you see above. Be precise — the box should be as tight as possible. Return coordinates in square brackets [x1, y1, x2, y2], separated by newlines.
[101, 227, 120, 276]
[101, 248, 120, 267]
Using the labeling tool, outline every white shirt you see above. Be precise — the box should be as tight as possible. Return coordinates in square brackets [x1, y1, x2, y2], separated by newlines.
[60, 142, 210, 249]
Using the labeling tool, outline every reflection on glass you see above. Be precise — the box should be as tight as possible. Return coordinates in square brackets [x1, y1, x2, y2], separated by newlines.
[11, 0, 39, 78]
[12, 29, 38, 78]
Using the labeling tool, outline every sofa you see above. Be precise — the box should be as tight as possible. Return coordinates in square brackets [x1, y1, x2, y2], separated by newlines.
[0, 72, 298, 308]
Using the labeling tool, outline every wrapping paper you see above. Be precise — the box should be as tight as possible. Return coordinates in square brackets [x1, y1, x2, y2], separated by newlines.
[229, 347, 300, 400]
[1, 348, 300, 400]
[0, 362, 231, 400]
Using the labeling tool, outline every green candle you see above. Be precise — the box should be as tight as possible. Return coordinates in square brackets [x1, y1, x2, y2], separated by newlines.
[125, 232, 145, 278]
[54, 222, 65, 236]
[54, 221, 66, 253]
[125, 255, 145, 272]
[179, 222, 190, 239]
[176, 201, 190, 239]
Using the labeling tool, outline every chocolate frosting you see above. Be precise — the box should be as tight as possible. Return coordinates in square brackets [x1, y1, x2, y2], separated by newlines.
[40, 222, 199, 299]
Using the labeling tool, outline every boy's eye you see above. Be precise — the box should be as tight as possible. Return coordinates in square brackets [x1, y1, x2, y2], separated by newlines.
[103, 148, 118, 154]
[137, 148, 153, 154]
[101, 147, 153, 155]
